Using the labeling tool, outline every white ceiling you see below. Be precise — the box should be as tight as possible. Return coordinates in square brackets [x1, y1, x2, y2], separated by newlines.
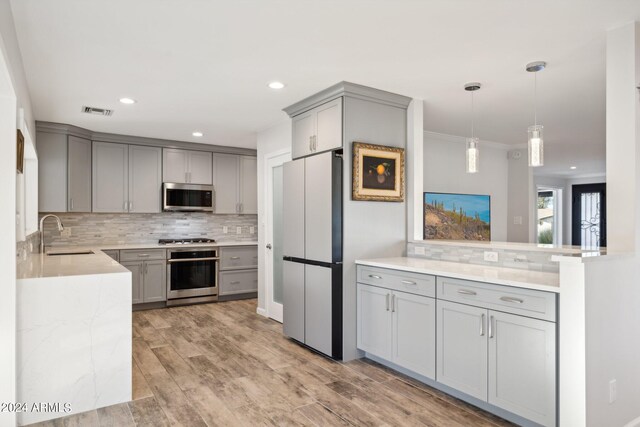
[10, 0, 640, 176]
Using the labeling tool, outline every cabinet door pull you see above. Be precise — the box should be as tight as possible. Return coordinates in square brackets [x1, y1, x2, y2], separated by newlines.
[129, 201, 133, 211]
[70, 198, 74, 211]
[391, 294, 396, 312]
[385, 293, 390, 311]
[229, 281, 240, 285]
[368, 274, 382, 279]
[458, 289, 477, 296]
[489, 315, 494, 338]
[401, 280, 417, 285]
[309, 136, 313, 151]
[500, 296, 524, 304]
[480, 313, 485, 336]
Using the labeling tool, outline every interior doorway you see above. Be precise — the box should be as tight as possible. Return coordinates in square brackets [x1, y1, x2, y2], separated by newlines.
[572, 183, 607, 248]
[537, 187, 563, 245]
[264, 151, 291, 322]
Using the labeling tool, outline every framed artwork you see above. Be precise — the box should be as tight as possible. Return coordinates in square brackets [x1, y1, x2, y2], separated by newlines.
[17, 129, 24, 174]
[424, 192, 491, 241]
[352, 142, 405, 202]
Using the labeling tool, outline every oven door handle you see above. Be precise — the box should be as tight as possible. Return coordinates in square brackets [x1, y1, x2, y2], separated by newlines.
[167, 257, 220, 263]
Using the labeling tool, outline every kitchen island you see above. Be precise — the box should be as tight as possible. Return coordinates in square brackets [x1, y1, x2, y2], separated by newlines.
[16, 250, 132, 425]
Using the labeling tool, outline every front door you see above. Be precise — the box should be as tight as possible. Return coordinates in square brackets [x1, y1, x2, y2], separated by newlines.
[572, 183, 606, 248]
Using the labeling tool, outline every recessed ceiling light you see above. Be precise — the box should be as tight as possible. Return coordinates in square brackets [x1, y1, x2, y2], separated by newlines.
[119, 97, 136, 104]
[192, 131, 203, 137]
[570, 166, 577, 170]
[268, 81, 285, 89]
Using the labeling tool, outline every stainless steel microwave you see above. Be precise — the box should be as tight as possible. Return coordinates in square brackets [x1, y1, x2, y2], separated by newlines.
[162, 183, 214, 212]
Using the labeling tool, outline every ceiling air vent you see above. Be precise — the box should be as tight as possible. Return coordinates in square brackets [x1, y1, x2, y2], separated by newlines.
[81, 106, 114, 116]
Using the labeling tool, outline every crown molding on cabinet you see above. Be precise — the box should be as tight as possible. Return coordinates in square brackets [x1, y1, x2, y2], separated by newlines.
[35, 121, 257, 156]
[283, 81, 412, 117]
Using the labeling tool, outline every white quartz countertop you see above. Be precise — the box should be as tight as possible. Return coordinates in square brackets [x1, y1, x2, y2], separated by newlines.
[18, 241, 258, 280]
[355, 257, 560, 293]
[17, 250, 130, 280]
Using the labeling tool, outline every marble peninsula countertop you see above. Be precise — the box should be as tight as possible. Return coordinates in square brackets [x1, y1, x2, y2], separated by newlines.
[17, 241, 258, 280]
[355, 257, 560, 293]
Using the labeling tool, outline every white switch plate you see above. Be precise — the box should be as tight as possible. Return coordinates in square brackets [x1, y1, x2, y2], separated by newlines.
[484, 251, 499, 262]
[250, 226, 255, 234]
[236, 226, 242, 234]
[609, 379, 617, 403]
[414, 246, 426, 255]
[223, 226, 228, 234]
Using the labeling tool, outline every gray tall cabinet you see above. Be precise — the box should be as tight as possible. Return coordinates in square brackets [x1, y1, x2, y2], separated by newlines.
[283, 82, 411, 361]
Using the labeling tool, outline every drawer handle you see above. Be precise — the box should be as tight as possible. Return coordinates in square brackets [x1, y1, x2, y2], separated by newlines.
[401, 280, 417, 286]
[458, 289, 477, 296]
[500, 296, 524, 304]
[229, 281, 240, 285]
[385, 293, 390, 311]
[480, 313, 485, 336]
[138, 254, 150, 257]
[230, 256, 240, 260]
[369, 274, 382, 279]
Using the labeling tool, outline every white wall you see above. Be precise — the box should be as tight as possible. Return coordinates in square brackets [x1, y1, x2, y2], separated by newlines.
[0, 2, 34, 425]
[506, 148, 533, 242]
[256, 120, 291, 316]
[606, 22, 640, 252]
[423, 132, 509, 241]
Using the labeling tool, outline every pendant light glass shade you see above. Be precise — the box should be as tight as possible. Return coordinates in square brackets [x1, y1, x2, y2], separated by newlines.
[528, 124, 544, 167]
[466, 137, 479, 173]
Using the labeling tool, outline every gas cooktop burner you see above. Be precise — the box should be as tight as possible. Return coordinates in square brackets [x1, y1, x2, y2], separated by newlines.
[158, 238, 217, 245]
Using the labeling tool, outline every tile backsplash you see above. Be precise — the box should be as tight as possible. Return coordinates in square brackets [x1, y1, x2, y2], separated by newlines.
[40, 212, 258, 247]
[407, 241, 561, 273]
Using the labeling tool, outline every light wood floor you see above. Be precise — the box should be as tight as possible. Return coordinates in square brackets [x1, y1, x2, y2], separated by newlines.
[30, 299, 513, 426]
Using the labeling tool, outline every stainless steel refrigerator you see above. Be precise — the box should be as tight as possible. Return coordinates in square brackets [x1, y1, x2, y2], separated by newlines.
[282, 150, 343, 359]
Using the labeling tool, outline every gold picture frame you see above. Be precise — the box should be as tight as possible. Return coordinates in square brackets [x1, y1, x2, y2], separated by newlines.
[16, 129, 24, 174]
[352, 142, 405, 202]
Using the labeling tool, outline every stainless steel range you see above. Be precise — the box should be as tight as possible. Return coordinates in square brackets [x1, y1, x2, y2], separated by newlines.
[163, 238, 219, 306]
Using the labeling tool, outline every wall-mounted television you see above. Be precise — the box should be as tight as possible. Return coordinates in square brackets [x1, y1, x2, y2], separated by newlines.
[424, 192, 491, 241]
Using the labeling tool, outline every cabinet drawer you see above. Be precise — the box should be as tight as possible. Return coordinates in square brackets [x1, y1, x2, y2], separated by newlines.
[120, 249, 166, 262]
[357, 265, 435, 298]
[219, 269, 258, 295]
[220, 246, 258, 270]
[102, 250, 120, 262]
[437, 277, 556, 322]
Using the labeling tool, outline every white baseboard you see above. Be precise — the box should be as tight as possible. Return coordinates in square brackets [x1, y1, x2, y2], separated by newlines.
[256, 307, 268, 317]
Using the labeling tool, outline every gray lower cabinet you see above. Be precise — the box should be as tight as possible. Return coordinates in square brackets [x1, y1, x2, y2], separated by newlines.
[218, 245, 258, 299]
[436, 300, 489, 400]
[356, 282, 436, 379]
[120, 249, 167, 305]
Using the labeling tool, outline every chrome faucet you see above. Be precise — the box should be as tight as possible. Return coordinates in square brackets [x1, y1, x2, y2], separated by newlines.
[39, 214, 64, 254]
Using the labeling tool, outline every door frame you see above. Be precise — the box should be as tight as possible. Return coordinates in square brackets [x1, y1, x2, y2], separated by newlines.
[572, 183, 607, 247]
[264, 149, 291, 322]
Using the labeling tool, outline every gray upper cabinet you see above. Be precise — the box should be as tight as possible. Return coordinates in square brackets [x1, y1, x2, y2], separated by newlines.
[162, 148, 212, 185]
[128, 145, 162, 213]
[37, 132, 91, 213]
[291, 97, 342, 159]
[212, 153, 239, 214]
[92, 142, 128, 213]
[211, 154, 257, 214]
[239, 156, 257, 214]
[67, 136, 92, 212]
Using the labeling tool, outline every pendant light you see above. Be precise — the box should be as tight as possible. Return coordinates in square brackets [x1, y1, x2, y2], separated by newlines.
[464, 82, 481, 174]
[526, 61, 546, 167]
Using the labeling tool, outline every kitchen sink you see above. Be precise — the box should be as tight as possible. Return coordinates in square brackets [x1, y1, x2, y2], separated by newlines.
[47, 250, 95, 256]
